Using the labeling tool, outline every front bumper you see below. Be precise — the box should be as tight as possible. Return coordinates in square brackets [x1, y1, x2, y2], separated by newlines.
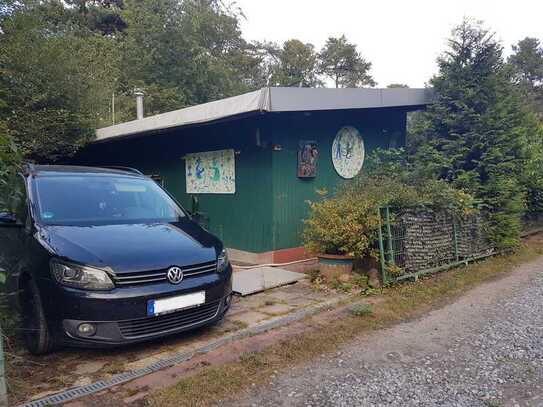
[39, 268, 232, 347]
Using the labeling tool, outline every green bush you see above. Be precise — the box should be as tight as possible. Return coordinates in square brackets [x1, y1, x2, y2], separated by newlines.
[0, 128, 22, 212]
[352, 274, 369, 289]
[302, 174, 476, 259]
[349, 303, 373, 316]
[302, 186, 380, 257]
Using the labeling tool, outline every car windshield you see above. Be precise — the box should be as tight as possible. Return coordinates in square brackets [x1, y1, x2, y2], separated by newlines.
[33, 175, 186, 226]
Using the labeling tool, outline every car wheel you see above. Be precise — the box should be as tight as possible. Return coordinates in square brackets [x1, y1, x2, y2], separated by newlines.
[21, 277, 56, 355]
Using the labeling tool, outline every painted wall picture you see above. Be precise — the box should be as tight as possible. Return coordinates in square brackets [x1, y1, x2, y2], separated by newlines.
[297, 140, 318, 178]
[331, 126, 365, 179]
[185, 149, 236, 194]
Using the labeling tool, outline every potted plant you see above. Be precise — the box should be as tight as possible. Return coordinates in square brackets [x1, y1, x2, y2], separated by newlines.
[303, 191, 379, 281]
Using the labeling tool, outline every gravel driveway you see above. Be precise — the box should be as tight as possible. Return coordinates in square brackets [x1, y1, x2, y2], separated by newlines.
[229, 256, 543, 407]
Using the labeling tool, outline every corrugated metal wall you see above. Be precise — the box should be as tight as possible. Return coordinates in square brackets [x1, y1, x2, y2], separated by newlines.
[269, 109, 406, 251]
[75, 108, 408, 253]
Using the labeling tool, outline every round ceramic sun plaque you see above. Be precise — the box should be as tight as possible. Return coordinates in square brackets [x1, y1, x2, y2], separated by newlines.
[331, 126, 365, 179]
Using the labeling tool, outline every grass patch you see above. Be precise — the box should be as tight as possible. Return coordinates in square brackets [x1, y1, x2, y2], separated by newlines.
[311, 271, 371, 294]
[103, 360, 126, 375]
[229, 320, 249, 330]
[349, 303, 373, 316]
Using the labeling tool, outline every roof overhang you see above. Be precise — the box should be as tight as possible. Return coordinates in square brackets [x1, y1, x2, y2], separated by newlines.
[95, 87, 433, 143]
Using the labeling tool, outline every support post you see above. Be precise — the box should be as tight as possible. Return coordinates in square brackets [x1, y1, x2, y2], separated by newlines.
[452, 218, 459, 262]
[377, 208, 387, 284]
[385, 206, 395, 266]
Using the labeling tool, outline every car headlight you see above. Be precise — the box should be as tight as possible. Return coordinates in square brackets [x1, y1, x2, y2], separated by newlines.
[50, 260, 114, 291]
[217, 249, 229, 273]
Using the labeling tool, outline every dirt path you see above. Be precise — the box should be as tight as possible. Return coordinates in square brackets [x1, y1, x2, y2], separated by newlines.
[230, 254, 543, 406]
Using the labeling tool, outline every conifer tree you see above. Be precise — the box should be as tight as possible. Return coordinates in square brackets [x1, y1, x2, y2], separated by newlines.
[412, 19, 535, 248]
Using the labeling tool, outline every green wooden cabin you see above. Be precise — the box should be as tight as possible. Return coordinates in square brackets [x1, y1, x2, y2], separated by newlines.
[74, 87, 432, 263]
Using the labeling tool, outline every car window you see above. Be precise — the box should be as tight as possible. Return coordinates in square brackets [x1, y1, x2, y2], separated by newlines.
[33, 175, 185, 226]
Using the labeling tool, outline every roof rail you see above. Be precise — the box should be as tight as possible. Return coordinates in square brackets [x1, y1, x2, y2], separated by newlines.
[102, 166, 144, 175]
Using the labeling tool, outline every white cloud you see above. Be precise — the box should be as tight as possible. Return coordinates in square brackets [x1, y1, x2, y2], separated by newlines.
[235, 0, 542, 87]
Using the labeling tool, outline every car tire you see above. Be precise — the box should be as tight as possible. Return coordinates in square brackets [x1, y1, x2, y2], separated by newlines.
[21, 277, 56, 355]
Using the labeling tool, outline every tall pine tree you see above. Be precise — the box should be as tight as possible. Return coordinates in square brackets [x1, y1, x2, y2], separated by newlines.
[412, 19, 535, 248]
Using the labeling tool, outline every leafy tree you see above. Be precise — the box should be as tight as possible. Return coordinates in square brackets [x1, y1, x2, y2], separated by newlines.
[269, 39, 320, 87]
[0, 0, 268, 159]
[509, 37, 543, 90]
[508, 37, 543, 116]
[116, 0, 262, 121]
[0, 0, 21, 19]
[318, 35, 375, 88]
[69, 0, 127, 35]
[0, 126, 22, 212]
[0, 1, 120, 161]
[410, 19, 535, 248]
[3, 0, 126, 35]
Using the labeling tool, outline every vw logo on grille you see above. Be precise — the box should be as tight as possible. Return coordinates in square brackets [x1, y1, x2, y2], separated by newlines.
[167, 266, 184, 284]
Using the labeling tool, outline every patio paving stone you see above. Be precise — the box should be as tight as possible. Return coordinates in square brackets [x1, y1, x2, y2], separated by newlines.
[258, 303, 294, 316]
[74, 361, 107, 375]
[229, 310, 270, 326]
[19, 278, 353, 406]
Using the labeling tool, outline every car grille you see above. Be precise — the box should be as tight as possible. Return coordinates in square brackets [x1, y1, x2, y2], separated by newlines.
[118, 299, 221, 339]
[112, 260, 217, 286]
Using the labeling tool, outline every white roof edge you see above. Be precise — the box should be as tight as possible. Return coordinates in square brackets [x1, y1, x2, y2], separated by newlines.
[96, 88, 269, 142]
[96, 87, 432, 143]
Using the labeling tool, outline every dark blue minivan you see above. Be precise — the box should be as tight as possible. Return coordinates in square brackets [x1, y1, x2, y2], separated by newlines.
[0, 165, 232, 354]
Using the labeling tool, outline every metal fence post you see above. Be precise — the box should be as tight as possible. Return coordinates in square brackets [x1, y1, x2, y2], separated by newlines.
[452, 217, 459, 262]
[377, 207, 387, 284]
[385, 207, 395, 266]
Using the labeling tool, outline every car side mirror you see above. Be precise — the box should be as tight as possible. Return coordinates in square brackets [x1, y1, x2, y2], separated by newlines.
[0, 212, 20, 227]
[191, 212, 209, 229]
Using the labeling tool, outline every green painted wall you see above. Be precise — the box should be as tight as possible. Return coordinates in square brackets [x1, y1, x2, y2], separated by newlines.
[78, 117, 273, 252]
[268, 108, 406, 250]
[75, 107, 408, 253]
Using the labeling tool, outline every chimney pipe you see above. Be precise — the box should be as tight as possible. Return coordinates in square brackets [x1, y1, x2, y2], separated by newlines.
[134, 88, 144, 120]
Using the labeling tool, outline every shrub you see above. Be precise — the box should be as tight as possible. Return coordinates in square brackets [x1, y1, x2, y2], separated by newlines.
[303, 174, 476, 259]
[0, 127, 22, 212]
[352, 274, 369, 289]
[302, 188, 380, 257]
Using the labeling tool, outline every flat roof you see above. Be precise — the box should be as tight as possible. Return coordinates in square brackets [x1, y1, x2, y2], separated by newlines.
[96, 87, 433, 143]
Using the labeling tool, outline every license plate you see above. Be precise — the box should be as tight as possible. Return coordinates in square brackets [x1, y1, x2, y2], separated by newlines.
[147, 291, 205, 316]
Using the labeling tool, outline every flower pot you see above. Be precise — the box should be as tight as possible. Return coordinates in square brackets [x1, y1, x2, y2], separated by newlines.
[318, 254, 354, 281]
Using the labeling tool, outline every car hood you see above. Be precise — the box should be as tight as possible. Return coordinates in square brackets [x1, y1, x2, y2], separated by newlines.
[37, 220, 221, 274]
